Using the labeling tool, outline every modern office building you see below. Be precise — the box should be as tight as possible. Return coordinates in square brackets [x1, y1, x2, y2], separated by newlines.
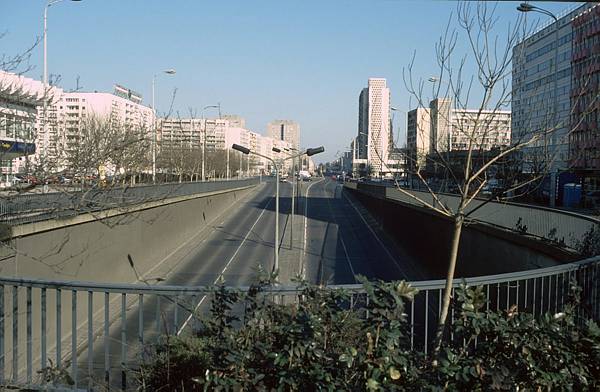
[512, 5, 588, 174]
[367, 78, 391, 177]
[357, 88, 369, 160]
[512, 2, 598, 205]
[570, 4, 600, 199]
[267, 119, 300, 150]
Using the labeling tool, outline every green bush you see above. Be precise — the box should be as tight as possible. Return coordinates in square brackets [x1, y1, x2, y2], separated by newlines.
[139, 277, 600, 391]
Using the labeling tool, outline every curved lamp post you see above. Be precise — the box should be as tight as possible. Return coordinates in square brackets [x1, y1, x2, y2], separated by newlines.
[151, 68, 176, 183]
[42, 0, 82, 165]
[201, 104, 220, 181]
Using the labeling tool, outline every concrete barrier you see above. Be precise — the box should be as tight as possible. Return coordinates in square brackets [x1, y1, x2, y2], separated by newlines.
[346, 186, 578, 279]
[0, 183, 256, 282]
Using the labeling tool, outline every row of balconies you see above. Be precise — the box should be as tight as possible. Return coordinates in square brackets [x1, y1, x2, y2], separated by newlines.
[572, 7, 600, 28]
[573, 24, 600, 43]
[572, 47, 592, 61]
[570, 157, 600, 169]
[572, 99, 600, 114]
[573, 60, 600, 79]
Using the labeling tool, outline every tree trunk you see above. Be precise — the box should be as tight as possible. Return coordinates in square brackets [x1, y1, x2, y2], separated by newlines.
[433, 214, 464, 356]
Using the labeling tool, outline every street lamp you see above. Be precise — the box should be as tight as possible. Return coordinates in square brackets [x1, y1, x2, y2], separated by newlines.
[517, 2, 559, 207]
[233, 143, 324, 276]
[200, 104, 220, 181]
[151, 68, 176, 184]
[275, 147, 301, 250]
[42, 0, 81, 165]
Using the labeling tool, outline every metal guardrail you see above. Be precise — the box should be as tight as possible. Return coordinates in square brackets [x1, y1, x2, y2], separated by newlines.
[0, 178, 259, 226]
[0, 256, 598, 390]
[346, 182, 599, 250]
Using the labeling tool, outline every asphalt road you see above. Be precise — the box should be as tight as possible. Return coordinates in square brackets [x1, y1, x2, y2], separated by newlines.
[301, 178, 425, 285]
[82, 178, 293, 388]
[81, 177, 427, 388]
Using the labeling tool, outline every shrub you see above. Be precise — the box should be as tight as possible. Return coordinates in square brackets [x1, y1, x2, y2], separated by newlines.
[139, 278, 600, 391]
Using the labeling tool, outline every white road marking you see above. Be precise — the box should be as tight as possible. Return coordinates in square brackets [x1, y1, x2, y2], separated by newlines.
[138, 181, 264, 282]
[177, 187, 274, 335]
[323, 182, 356, 283]
[300, 177, 326, 280]
[343, 190, 407, 279]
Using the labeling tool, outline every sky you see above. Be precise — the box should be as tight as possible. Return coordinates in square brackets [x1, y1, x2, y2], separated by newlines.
[1, 0, 583, 163]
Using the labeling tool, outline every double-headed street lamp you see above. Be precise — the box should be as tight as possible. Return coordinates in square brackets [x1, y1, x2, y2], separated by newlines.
[274, 147, 301, 250]
[232, 143, 324, 275]
[517, 2, 559, 207]
[151, 69, 176, 183]
[201, 104, 221, 181]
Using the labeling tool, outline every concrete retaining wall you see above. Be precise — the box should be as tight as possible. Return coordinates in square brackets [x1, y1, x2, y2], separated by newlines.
[0, 185, 255, 282]
[347, 188, 577, 279]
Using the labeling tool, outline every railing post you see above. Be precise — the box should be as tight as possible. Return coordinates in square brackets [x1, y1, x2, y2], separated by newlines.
[0, 284, 4, 384]
[26, 287, 32, 384]
[71, 290, 77, 388]
[12, 286, 18, 383]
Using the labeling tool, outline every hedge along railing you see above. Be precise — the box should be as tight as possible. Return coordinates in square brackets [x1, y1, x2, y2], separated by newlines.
[0, 178, 259, 226]
[346, 182, 599, 250]
[0, 256, 599, 390]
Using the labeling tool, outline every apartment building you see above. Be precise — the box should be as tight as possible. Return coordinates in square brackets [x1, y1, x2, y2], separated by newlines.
[267, 120, 300, 150]
[37, 85, 154, 173]
[406, 107, 431, 171]
[429, 98, 511, 153]
[354, 78, 393, 177]
[159, 116, 293, 176]
[0, 70, 53, 180]
[158, 118, 202, 150]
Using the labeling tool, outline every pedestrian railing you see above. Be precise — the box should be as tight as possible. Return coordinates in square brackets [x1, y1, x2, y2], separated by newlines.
[0, 178, 259, 226]
[346, 182, 600, 250]
[0, 256, 598, 390]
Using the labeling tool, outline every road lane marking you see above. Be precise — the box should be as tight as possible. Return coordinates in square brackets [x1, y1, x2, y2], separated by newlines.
[139, 181, 265, 283]
[343, 190, 408, 279]
[323, 181, 356, 283]
[300, 177, 326, 280]
[177, 187, 274, 335]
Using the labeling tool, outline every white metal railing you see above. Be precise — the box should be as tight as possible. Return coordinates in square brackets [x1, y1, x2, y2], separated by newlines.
[0, 256, 598, 390]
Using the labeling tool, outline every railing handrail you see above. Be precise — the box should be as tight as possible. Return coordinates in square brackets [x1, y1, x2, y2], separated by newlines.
[0, 178, 260, 226]
[2, 256, 597, 295]
[355, 182, 600, 225]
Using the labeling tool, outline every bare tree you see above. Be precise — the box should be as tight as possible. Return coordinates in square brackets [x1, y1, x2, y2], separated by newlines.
[360, 1, 599, 356]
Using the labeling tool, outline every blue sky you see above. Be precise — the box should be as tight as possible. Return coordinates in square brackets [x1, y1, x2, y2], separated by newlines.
[1, 1, 582, 162]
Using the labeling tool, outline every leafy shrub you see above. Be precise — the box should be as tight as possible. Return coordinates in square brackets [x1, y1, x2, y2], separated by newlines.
[575, 223, 600, 257]
[139, 277, 600, 391]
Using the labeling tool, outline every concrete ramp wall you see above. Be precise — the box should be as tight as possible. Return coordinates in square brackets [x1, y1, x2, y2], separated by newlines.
[347, 188, 577, 279]
[0, 185, 255, 283]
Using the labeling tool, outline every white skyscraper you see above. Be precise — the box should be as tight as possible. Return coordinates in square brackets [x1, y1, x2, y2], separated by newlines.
[365, 78, 391, 177]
